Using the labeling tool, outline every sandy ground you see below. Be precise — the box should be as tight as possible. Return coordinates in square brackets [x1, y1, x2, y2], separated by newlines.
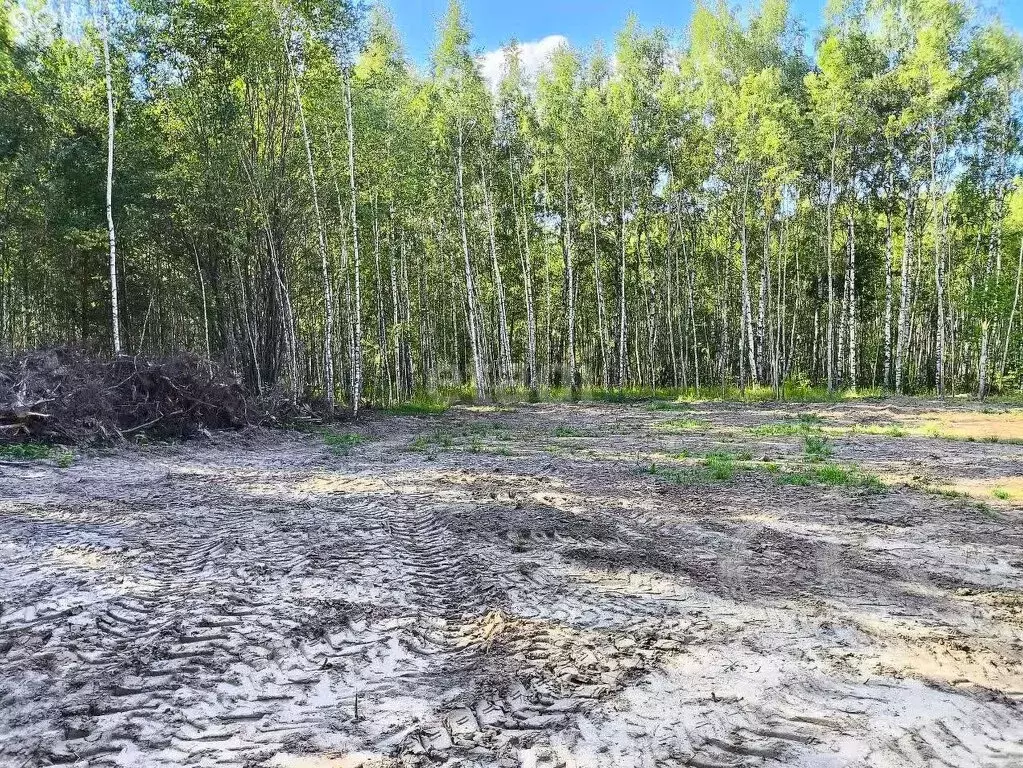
[1, 398, 1022, 768]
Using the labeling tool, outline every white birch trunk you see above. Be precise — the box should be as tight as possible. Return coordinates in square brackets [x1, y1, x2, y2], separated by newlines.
[344, 70, 364, 415]
[288, 37, 334, 411]
[101, 0, 120, 355]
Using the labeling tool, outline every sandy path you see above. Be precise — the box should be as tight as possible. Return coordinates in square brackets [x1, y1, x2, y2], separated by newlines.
[1, 400, 1021, 767]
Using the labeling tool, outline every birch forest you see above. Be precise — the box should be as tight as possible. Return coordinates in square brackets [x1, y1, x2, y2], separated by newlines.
[3, 0, 1023, 405]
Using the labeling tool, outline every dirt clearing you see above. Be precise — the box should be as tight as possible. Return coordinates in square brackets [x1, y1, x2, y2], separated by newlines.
[2, 399, 1022, 767]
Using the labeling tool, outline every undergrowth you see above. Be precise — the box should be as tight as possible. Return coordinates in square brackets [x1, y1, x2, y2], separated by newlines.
[0, 442, 74, 466]
[322, 431, 365, 455]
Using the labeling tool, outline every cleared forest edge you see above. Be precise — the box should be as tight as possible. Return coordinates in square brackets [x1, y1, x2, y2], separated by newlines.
[0, 349, 312, 445]
[1, 400, 1021, 768]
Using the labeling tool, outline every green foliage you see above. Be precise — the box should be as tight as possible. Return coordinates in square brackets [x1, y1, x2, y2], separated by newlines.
[803, 434, 835, 460]
[776, 463, 882, 491]
[704, 451, 737, 481]
[0, 442, 73, 465]
[2, 0, 1022, 407]
[0, 442, 53, 460]
[552, 425, 587, 437]
[656, 418, 710, 433]
[322, 431, 365, 455]
[385, 400, 450, 416]
[647, 400, 693, 411]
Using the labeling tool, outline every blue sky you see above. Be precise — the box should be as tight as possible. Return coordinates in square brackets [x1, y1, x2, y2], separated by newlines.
[381, 0, 1023, 68]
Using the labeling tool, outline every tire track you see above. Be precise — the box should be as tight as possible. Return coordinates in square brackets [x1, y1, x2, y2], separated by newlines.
[1, 409, 1021, 768]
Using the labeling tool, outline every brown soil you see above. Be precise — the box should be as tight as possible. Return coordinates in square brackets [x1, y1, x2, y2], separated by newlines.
[1, 398, 1021, 767]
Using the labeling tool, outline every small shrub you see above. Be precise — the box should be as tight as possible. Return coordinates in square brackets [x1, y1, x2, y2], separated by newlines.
[777, 471, 813, 486]
[992, 488, 1011, 501]
[0, 442, 52, 460]
[322, 431, 365, 455]
[703, 451, 736, 481]
[804, 434, 834, 461]
[777, 463, 882, 491]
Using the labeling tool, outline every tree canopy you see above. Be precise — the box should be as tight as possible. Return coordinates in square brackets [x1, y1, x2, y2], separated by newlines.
[2, 0, 1022, 403]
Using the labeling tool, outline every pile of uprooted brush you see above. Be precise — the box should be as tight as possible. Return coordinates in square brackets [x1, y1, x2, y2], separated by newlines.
[0, 348, 300, 444]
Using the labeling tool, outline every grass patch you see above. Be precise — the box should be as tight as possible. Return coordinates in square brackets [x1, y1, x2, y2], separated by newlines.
[408, 421, 514, 455]
[656, 418, 709, 433]
[385, 399, 449, 416]
[644, 451, 741, 485]
[409, 430, 455, 454]
[0, 442, 73, 465]
[647, 400, 693, 412]
[749, 413, 825, 437]
[571, 383, 883, 405]
[852, 424, 908, 437]
[552, 425, 589, 437]
[750, 422, 817, 437]
[0, 442, 52, 460]
[703, 451, 736, 481]
[322, 431, 365, 455]
[644, 462, 716, 487]
[803, 434, 834, 461]
[776, 463, 882, 491]
[992, 488, 1012, 501]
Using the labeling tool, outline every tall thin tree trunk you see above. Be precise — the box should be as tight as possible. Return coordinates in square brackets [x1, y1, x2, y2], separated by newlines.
[931, 128, 945, 398]
[288, 40, 334, 411]
[564, 166, 578, 400]
[826, 128, 838, 393]
[883, 199, 894, 389]
[739, 166, 757, 388]
[847, 212, 857, 391]
[757, 219, 768, 383]
[591, 165, 609, 390]
[481, 163, 512, 388]
[510, 154, 537, 395]
[101, 0, 120, 355]
[455, 117, 487, 401]
[193, 245, 212, 378]
[371, 194, 388, 401]
[896, 198, 913, 393]
[1000, 236, 1023, 380]
[617, 185, 628, 389]
[343, 70, 363, 415]
[390, 215, 405, 400]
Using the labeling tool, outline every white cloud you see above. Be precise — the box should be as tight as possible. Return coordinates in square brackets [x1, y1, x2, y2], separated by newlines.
[477, 35, 569, 93]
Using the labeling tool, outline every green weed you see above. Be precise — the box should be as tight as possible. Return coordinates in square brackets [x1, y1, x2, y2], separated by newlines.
[804, 434, 834, 461]
[385, 400, 449, 416]
[776, 463, 882, 491]
[657, 418, 709, 433]
[644, 462, 710, 487]
[704, 452, 736, 481]
[409, 430, 454, 453]
[0, 442, 74, 466]
[0, 442, 52, 460]
[647, 400, 693, 412]
[322, 431, 365, 455]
